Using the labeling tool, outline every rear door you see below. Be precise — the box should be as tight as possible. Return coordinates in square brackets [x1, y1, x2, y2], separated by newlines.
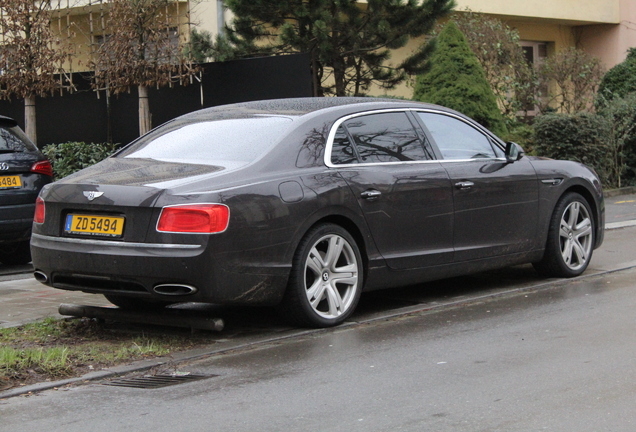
[328, 110, 454, 269]
[415, 111, 539, 262]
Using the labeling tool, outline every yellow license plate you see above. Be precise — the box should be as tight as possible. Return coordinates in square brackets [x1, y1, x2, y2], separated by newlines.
[65, 214, 125, 237]
[0, 175, 21, 189]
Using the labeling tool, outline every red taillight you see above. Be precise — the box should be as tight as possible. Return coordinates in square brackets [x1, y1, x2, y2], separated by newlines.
[34, 197, 45, 223]
[31, 160, 53, 177]
[157, 204, 229, 233]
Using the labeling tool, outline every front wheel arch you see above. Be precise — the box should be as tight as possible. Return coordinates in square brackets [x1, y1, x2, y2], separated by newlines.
[533, 191, 595, 277]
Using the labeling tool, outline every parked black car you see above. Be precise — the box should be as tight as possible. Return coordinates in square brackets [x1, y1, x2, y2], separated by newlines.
[0, 116, 53, 265]
[31, 98, 604, 327]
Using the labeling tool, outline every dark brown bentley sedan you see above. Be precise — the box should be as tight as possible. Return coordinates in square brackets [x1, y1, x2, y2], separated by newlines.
[31, 98, 604, 327]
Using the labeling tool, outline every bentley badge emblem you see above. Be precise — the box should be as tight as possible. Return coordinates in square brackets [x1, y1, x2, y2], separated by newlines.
[83, 191, 104, 201]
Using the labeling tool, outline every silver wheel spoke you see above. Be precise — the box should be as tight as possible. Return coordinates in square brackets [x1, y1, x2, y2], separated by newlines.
[575, 218, 592, 238]
[562, 238, 573, 264]
[306, 279, 325, 304]
[325, 284, 344, 316]
[308, 246, 326, 270]
[572, 240, 587, 264]
[567, 202, 580, 227]
[325, 236, 344, 270]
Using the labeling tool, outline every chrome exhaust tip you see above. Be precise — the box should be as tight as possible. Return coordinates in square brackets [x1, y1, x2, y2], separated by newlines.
[33, 270, 48, 283]
[153, 284, 198, 296]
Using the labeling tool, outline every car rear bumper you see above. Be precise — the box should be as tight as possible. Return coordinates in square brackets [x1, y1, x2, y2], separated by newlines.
[30, 234, 289, 306]
[0, 203, 34, 242]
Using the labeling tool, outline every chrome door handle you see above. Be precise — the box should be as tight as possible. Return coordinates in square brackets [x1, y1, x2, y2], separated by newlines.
[454, 181, 474, 190]
[361, 190, 382, 199]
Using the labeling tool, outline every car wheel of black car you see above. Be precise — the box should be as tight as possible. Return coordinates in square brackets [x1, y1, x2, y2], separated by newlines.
[0, 240, 32, 265]
[280, 223, 363, 328]
[534, 192, 595, 278]
[104, 294, 173, 311]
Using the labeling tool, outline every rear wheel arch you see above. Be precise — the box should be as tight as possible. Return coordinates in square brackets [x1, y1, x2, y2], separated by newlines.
[280, 223, 363, 327]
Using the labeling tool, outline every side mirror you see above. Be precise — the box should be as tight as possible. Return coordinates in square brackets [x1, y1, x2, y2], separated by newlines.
[505, 142, 525, 163]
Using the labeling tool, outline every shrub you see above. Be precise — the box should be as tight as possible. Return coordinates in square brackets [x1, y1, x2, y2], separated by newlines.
[413, 21, 507, 137]
[41, 141, 120, 179]
[532, 113, 614, 186]
[598, 48, 636, 101]
[597, 93, 636, 186]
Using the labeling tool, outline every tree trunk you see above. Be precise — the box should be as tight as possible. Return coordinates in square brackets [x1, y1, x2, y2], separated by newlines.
[138, 85, 151, 136]
[24, 95, 37, 145]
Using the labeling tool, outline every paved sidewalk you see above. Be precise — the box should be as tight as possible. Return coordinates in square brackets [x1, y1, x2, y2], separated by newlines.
[0, 275, 110, 328]
[2, 192, 636, 329]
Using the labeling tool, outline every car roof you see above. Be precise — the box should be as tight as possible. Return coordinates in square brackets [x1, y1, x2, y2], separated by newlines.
[177, 97, 447, 122]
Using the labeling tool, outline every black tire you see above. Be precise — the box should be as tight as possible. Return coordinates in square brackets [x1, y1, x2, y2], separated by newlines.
[0, 241, 32, 265]
[104, 294, 173, 311]
[533, 192, 595, 278]
[278, 223, 364, 328]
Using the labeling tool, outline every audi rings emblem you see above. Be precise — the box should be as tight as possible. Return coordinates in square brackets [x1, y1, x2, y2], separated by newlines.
[0, 162, 9, 171]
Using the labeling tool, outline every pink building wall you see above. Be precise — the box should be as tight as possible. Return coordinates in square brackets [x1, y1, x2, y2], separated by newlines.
[578, 0, 636, 69]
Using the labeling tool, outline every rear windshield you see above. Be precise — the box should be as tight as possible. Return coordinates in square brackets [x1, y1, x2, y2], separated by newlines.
[0, 127, 35, 153]
[117, 116, 293, 164]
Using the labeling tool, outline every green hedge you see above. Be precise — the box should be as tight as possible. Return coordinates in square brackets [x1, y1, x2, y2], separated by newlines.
[533, 113, 612, 185]
[41, 142, 120, 179]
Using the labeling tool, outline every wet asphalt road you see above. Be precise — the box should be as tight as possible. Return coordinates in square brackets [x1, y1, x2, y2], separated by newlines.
[2, 267, 636, 431]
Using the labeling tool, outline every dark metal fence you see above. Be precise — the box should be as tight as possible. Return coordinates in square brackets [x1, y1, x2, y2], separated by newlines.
[0, 53, 312, 146]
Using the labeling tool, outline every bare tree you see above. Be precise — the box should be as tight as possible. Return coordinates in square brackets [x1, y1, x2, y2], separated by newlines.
[90, 0, 196, 136]
[450, 10, 534, 119]
[537, 47, 604, 114]
[0, 0, 71, 145]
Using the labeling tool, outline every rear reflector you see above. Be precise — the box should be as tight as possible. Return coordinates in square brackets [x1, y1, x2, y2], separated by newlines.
[31, 160, 53, 177]
[34, 197, 45, 223]
[157, 204, 229, 234]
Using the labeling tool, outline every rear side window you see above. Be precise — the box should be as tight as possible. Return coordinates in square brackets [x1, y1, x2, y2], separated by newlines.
[343, 112, 429, 163]
[117, 117, 293, 164]
[330, 125, 358, 165]
[0, 127, 34, 152]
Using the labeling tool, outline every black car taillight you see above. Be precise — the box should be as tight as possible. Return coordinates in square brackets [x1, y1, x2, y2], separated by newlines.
[31, 160, 53, 177]
[34, 197, 45, 223]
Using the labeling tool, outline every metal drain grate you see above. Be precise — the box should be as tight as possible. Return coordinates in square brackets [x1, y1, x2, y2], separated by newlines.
[103, 374, 215, 389]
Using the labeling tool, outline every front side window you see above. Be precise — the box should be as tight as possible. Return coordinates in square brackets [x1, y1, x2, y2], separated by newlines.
[344, 112, 428, 163]
[417, 112, 499, 160]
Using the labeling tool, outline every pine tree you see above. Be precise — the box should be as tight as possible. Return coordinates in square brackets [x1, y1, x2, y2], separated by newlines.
[413, 21, 507, 136]
[219, 0, 455, 96]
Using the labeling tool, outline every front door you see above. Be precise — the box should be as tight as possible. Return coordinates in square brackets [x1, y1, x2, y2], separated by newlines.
[415, 111, 539, 262]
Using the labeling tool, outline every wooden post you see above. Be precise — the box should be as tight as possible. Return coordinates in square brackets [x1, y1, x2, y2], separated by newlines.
[138, 85, 151, 136]
[25, 95, 37, 145]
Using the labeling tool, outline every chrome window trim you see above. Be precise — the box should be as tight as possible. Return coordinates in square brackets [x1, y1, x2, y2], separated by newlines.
[324, 108, 505, 168]
[31, 233, 201, 249]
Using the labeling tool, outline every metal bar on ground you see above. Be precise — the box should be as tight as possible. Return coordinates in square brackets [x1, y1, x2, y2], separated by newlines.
[58, 304, 224, 332]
